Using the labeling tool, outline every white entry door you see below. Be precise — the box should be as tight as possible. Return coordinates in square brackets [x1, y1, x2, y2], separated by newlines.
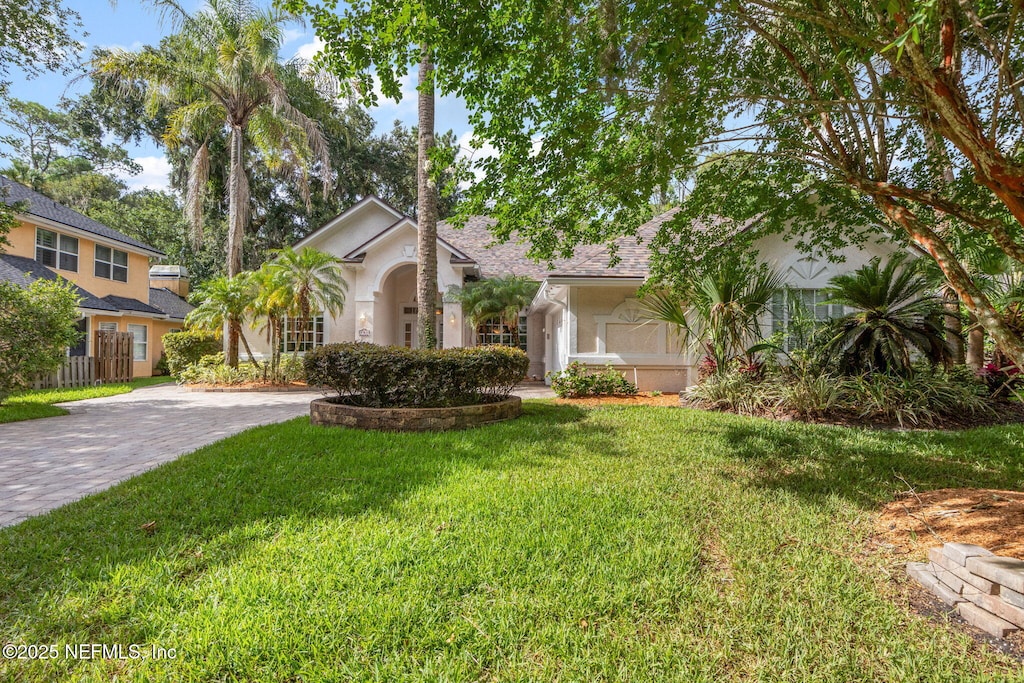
[400, 305, 418, 349]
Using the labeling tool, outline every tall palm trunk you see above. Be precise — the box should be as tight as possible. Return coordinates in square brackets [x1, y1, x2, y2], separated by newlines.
[966, 312, 985, 371]
[416, 47, 439, 350]
[225, 124, 246, 366]
[943, 288, 965, 364]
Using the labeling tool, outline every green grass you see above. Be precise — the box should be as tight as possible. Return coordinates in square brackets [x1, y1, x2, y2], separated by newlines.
[0, 377, 174, 424]
[2, 404, 1023, 681]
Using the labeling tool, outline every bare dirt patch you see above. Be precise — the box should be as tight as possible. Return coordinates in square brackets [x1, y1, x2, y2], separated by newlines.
[874, 488, 1024, 560]
[555, 392, 681, 407]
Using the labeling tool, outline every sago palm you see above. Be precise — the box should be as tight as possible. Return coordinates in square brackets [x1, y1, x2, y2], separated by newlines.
[186, 274, 260, 368]
[645, 262, 783, 375]
[95, 0, 332, 363]
[822, 255, 952, 377]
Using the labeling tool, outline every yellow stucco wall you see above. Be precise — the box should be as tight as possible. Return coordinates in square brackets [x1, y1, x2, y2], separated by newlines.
[7, 220, 152, 301]
[88, 315, 182, 378]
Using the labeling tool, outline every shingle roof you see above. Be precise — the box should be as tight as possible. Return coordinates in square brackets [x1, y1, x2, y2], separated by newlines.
[549, 208, 680, 278]
[0, 253, 119, 312]
[101, 294, 164, 316]
[0, 175, 163, 255]
[436, 216, 565, 280]
[148, 287, 193, 321]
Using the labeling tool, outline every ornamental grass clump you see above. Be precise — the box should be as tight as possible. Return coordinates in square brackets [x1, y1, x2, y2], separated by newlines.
[304, 343, 528, 408]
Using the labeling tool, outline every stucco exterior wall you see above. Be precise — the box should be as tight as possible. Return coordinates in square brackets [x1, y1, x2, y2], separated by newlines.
[7, 221, 152, 302]
[89, 313, 173, 378]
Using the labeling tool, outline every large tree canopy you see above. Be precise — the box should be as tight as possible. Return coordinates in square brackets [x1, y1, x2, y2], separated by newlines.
[0, 0, 82, 100]
[294, 0, 1024, 367]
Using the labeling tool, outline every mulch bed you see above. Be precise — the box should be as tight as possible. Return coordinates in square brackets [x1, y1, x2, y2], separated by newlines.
[555, 392, 682, 407]
[869, 487, 1024, 659]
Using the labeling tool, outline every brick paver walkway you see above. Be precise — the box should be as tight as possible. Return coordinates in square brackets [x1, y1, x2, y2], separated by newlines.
[0, 384, 556, 528]
[0, 385, 314, 528]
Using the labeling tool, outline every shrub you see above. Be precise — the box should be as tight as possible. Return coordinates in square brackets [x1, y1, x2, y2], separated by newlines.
[304, 343, 529, 408]
[0, 279, 81, 404]
[547, 362, 638, 398]
[684, 372, 776, 414]
[177, 354, 262, 385]
[163, 330, 221, 375]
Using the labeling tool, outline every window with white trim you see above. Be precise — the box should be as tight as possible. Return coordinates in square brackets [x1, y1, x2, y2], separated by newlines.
[94, 244, 129, 282]
[770, 289, 844, 351]
[476, 316, 528, 350]
[36, 228, 79, 272]
[127, 323, 148, 361]
[280, 316, 324, 352]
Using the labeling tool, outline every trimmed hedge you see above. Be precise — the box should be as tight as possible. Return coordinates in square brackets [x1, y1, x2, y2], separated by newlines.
[304, 343, 529, 408]
[162, 330, 222, 376]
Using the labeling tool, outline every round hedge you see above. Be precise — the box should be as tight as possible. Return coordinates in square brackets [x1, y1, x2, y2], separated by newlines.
[304, 343, 529, 408]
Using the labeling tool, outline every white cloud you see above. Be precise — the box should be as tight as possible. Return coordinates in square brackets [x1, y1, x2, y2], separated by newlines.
[294, 38, 324, 61]
[281, 28, 306, 45]
[119, 155, 172, 192]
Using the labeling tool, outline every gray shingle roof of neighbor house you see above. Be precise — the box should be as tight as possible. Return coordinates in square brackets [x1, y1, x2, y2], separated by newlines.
[101, 294, 166, 316]
[0, 253, 120, 311]
[147, 287, 194, 321]
[0, 175, 164, 256]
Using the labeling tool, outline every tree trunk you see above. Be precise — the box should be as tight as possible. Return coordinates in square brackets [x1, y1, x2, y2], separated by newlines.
[416, 47, 439, 350]
[966, 312, 985, 371]
[943, 288, 965, 365]
[225, 124, 246, 366]
[873, 195, 1024, 369]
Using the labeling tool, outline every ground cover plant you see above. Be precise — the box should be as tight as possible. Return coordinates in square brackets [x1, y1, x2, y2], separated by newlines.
[547, 361, 639, 398]
[1, 404, 1023, 681]
[0, 377, 174, 424]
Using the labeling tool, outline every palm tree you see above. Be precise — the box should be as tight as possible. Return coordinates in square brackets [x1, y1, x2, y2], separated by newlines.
[263, 246, 347, 352]
[416, 47, 439, 350]
[645, 262, 783, 376]
[247, 265, 287, 379]
[822, 255, 952, 377]
[95, 0, 332, 364]
[186, 274, 260, 368]
[455, 276, 539, 347]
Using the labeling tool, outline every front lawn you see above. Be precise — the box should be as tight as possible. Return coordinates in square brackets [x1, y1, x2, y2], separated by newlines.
[0, 377, 174, 424]
[1, 404, 1023, 681]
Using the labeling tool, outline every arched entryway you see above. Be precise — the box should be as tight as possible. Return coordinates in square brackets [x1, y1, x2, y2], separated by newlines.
[372, 263, 444, 348]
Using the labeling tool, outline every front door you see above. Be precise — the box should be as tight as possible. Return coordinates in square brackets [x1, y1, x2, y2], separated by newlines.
[399, 305, 419, 349]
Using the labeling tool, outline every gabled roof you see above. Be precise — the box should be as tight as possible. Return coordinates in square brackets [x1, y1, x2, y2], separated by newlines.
[341, 216, 475, 264]
[295, 195, 406, 249]
[0, 175, 164, 256]
[436, 216, 565, 280]
[0, 253, 118, 312]
[148, 287, 193, 321]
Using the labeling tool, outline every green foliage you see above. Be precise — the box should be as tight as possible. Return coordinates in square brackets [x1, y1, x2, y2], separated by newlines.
[645, 262, 782, 374]
[688, 365, 995, 429]
[0, 0, 82, 99]
[186, 274, 259, 367]
[162, 330, 222, 376]
[547, 362, 638, 398]
[0, 278, 81, 404]
[304, 343, 529, 408]
[822, 256, 952, 377]
[454, 276, 539, 347]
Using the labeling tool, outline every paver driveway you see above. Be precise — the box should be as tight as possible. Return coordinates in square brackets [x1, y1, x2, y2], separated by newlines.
[0, 384, 314, 528]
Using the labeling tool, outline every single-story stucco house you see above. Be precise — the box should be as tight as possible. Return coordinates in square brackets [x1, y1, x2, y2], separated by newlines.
[0, 176, 193, 377]
[245, 195, 901, 391]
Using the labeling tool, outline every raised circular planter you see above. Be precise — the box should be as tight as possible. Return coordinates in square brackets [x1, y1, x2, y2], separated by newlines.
[310, 395, 522, 431]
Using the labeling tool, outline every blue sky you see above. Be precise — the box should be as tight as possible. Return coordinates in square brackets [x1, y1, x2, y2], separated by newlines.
[1, 0, 476, 193]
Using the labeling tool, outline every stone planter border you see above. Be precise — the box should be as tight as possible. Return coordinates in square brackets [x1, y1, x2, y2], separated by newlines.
[310, 395, 522, 431]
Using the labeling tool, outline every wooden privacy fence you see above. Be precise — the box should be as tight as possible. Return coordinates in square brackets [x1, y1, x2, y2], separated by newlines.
[94, 330, 133, 383]
[31, 356, 95, 390]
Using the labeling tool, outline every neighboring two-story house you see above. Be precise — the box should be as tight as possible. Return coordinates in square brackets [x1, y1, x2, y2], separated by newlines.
[0, 176, 193, 378]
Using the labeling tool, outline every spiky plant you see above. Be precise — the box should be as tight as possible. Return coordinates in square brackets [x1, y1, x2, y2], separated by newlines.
[822, 255, 952, 377]
[455, 276, 539, 347]
[645, 261, 783, 375]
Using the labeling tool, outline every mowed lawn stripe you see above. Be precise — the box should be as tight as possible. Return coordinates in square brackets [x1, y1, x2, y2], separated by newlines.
[1, 403, 1022, 681]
